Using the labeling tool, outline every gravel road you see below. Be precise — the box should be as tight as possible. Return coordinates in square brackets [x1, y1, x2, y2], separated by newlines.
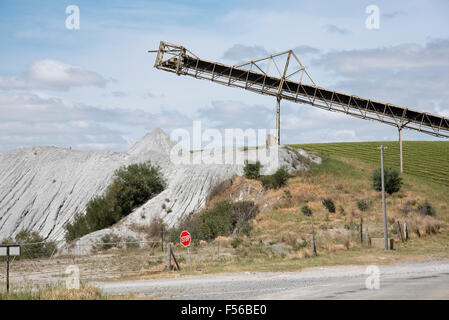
[95, 259, 449, 299]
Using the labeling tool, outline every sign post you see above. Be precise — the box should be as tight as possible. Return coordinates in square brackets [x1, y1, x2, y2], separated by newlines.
[0, 245, 21, 293]
[180, 231, 192, 271]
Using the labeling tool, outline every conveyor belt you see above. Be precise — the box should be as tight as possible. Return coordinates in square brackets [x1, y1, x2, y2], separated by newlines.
[152, 42, 449, 138]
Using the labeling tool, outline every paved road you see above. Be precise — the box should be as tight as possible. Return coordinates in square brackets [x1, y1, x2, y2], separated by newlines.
[95, 260, 449, 299]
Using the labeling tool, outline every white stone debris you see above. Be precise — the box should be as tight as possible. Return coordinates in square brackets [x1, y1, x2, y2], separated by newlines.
[0, 128, 319, 253]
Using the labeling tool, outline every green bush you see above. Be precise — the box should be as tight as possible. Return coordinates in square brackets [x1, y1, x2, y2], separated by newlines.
[322, 199, 335, 213]
[231, 238, 243, 248]
[243, 160, 262, 179]
[1, 230, 57, 259]
[301, 205, 313, 216]
[64, 161, 166, 242]
[357, 199, 370, 212]
[170, 201, 259, 243]
[261, 166, 290, 189]
[418, 200, 436, 217]
[371, 167, 403, 195]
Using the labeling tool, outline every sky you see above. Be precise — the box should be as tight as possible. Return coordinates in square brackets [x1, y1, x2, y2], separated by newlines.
[0, 0, 448, 153]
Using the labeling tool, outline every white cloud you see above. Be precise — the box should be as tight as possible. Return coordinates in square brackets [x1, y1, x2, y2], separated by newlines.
[222, 44, 270, 61]
[323, 24, 351, 35]
[0, 59, 108, 91]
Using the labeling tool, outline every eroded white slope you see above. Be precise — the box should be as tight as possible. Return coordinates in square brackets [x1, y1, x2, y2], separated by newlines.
[0, 128, 319, 249]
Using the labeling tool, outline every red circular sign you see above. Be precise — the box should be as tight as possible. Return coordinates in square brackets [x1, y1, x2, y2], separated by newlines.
[180, 230, 191, 247]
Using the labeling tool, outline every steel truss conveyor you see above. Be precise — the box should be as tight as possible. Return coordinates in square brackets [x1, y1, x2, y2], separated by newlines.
[149, 41, 449, 141]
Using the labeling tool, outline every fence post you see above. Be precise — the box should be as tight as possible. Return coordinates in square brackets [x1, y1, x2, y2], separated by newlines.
[359, 218, 363, 244]
[404, 220, 408, 240]
[311, 233, 317, 256]
[397, 221, 404, 242]
[166, 243, 172, 270]
[365, 226, 370, 247]
[161, 229, 164, 252]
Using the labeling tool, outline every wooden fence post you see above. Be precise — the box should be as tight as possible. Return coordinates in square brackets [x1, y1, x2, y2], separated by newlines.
[397, 221, 404, 242]
[166, 243, 171, 270]
[404, 220, 409, 240]
[365, 226, 370, 247]
[311, 233, 317, 256]
[359, 218, 363, 244]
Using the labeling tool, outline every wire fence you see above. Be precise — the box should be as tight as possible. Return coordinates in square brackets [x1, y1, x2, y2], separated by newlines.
[0, 239, 229, 289]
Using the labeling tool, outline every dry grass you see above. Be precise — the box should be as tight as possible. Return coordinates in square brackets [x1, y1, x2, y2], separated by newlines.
[0, 284, 105, 300]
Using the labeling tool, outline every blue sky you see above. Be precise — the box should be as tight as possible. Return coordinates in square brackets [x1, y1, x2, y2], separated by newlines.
[0, 0, 448, 152]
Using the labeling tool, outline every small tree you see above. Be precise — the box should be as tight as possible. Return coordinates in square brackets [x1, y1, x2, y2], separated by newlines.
[371, 167, 402, 195]
[261, 166, 290, 189]
[243, 160, 262, 179]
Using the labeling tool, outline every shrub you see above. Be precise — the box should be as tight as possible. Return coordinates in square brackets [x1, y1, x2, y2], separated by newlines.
[243, 160, 262, 179]
[418, 200, 436, 217]
[125, 236, 140, 249]
[148, 215, 167, 239]
[1, 230, 57, 259]
[261, 166, 290, 189]
[231, 238, 243, 248]
[357, 199, 370, 212]
[112, 162, 166, 216]
[371, 167, 403, 195]
[322, 199, 335, 213]
[230, 201, 259, 236]
[170, 201, 259, 243]
[301, 205, 312, 216]
[93, 233, 122, 252]
[64, 161, 166, 241]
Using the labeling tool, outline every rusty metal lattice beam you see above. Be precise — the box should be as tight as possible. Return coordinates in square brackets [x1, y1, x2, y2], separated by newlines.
[149, 41, 449, 139]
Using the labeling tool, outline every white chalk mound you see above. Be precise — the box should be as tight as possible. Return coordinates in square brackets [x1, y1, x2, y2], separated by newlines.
[0, 129, 319, 250]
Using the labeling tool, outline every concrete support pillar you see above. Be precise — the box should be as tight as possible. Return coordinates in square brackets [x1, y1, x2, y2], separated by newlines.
[276, 96, 281, 145]
[398, 127, 403, 173]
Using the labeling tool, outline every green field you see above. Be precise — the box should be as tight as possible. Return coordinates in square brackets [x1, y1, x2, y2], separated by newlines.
[290, 141, 449, 187]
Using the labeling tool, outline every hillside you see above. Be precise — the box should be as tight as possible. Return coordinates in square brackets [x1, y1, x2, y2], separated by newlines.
[0, 129, 312, 247]
[290, 141, 449, 187]
[193, 142, 449, 273]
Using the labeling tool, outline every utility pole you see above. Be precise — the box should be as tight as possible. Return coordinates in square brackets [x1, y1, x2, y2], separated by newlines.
[398, 126, 403, 173]
[378, 145, 389, 250]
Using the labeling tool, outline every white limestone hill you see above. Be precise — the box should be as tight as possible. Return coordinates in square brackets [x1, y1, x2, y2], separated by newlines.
[0, 128, 320, 252]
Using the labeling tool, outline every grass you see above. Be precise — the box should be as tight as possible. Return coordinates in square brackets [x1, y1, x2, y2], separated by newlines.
[4, 141, 449, 297]
[290, 141, 449, 186]
[0, 284, 105, 300]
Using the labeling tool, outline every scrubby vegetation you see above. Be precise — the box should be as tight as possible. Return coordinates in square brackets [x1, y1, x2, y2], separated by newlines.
[64, 161, 166, 241]
[260, 167, 290, 189]
[1, 230, 57, 259]
[371, 167, 403, 195]
[418, 200, 436, 217]
[243, 160, 262, 179]
[243, 160, 291, 190]
[170, 200, 259, 244]
[322, 199, 335, 213]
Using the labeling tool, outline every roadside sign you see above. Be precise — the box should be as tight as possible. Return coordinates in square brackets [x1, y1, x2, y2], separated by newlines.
[180, 231, 191, 247]
[180, 231, 192, 271]
[0, 245, 21, 292]
[0, 245, 20, 256]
